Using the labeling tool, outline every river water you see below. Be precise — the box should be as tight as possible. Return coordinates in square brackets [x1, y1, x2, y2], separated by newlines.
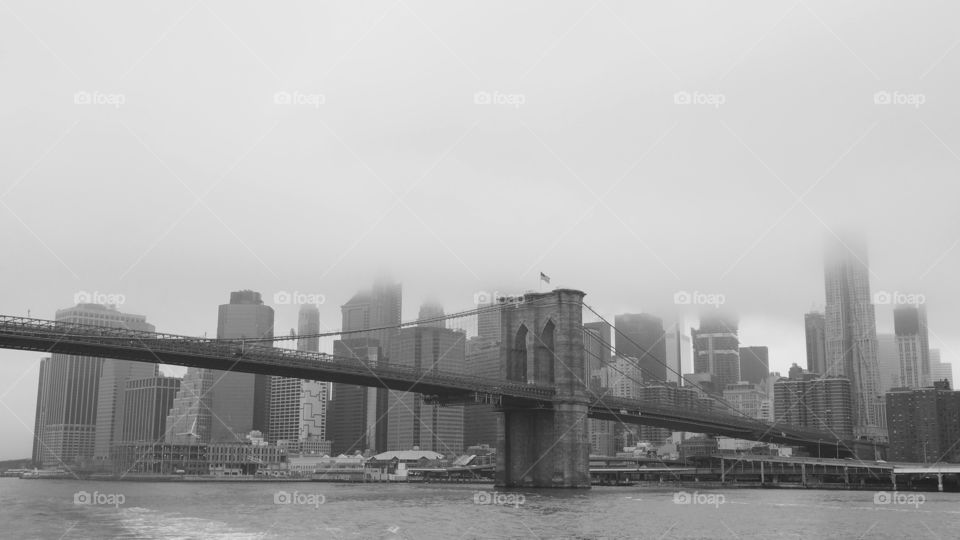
[1, 478, 955, 539]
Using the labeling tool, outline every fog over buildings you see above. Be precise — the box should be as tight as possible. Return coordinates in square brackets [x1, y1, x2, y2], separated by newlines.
[3, 1, 960, 462]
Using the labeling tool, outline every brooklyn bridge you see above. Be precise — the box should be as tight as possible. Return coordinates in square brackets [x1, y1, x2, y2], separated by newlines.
[0, 289, 877, 488]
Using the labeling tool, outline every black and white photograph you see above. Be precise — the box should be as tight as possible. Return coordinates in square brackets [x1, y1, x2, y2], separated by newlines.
[2, 1, 959, 539]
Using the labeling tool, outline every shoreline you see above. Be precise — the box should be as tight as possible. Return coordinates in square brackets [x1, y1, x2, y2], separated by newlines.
[8, 476, 949, 492]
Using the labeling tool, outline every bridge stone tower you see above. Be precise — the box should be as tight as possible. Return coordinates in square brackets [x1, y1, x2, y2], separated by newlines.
[496, 288, 591, 488]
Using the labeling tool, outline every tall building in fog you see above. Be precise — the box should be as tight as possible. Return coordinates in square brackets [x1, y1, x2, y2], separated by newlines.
[664, 322, 690, 384]
[823, 234, 884, 439]
[329, 277, 401, 454]
[739, 346, 769, 385]
[33, 304, 154, 467]
[894, 304, 930, 389]
[165, 291, 274, 445]
[417, 301, 445, 328]
[270, 305, 329, 446]
[692, 311, 740, 393]
[296, 305, 328, 443]
[214, 291, 274, 441]
[876, 334, 900, 393]
[804, 312, 827, 375]
[386, 326, 466, 454]
[615, 313, 667, 384]
[328, 338, 381, 455]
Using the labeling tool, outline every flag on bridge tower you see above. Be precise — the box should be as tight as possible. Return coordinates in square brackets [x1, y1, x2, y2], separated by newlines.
[540, 272, 551, 284]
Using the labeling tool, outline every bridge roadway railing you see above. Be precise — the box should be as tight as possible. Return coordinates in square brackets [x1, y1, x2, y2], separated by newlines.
[593, 395, 851, 448]
[0, 315, 555, 401]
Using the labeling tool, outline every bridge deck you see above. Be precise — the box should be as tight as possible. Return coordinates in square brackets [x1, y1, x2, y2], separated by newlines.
[0, 315, 858, 453]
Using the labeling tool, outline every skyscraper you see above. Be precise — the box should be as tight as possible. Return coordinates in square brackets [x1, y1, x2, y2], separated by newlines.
[804, 312, 827, 375]
[876, 334, 900, 393]
[329, 277, 401, 454]
[31, 357, 49, 465]
[823, 234, 884, 440]
[417, 301, 445, 328]
[214, 291, 274, 441]
[615, 313, 668, 384]
[269, 305, 329, 446]
[33, 303, 154, 468]
[477, 301, 501, 342]
[119, 375, 181, 444]
[328, 338, 381, 455]
[692, 311, 740, 393]
[463, 336, 500, 449]
[296, 305, 328, 443]
[664, 322, 691, 384]
[165, 291, 274, 445]
[739, 346, 769, 385]
[386, 325, 466, 454]
[894, 304, 930, 389]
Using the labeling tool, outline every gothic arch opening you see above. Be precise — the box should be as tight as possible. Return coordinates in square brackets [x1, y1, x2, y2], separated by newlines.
[534, 319, 555, 385]
[507, 325, 528, 382]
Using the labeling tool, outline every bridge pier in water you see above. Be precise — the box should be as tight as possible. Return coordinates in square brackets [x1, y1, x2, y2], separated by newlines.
[496, 289, 591, 488]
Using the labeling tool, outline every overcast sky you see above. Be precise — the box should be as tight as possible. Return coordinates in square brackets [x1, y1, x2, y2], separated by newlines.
[2, 1, 960, 460]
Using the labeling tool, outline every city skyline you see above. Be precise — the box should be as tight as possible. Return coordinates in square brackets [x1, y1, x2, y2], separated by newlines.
[4, 251, 958, 460]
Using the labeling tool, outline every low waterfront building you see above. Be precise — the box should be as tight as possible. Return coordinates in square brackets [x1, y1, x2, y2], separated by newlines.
[207, 437, 287, 476]
[111, 442, 209, 475]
